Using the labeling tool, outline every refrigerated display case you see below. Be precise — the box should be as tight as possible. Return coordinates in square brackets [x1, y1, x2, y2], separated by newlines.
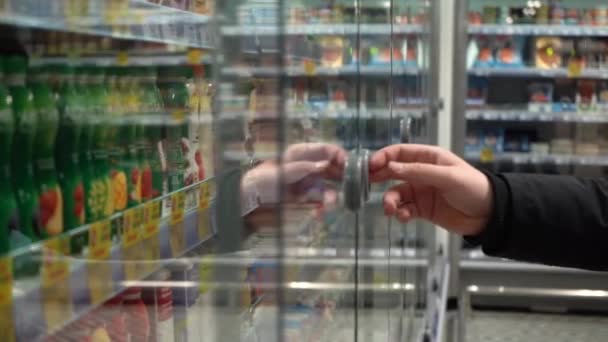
[0, 1, 448, 342]
[452, 0, 608, 321]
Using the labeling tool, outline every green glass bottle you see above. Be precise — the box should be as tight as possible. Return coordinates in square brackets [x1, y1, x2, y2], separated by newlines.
[106, 67, 128, 212]
[29, 66, 64, 238]
[0, 57, 19, 255]
[118, 67, 141, 208]
[6, 56, 41, 242]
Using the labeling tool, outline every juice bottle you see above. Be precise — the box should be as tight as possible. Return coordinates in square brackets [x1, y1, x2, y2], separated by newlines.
[118, 67, 142, 208]
[29, 66, 64, 238]
[139, 67, 164, 201]
[52, 65, 86, 239]
[158, 66, 191, 195]
[106, 67, 128, 212]
[75, 66, 95, 224]
[5, 56, 41, 242]
[87, 67, 113, 219]
[0, 57, 19, 254]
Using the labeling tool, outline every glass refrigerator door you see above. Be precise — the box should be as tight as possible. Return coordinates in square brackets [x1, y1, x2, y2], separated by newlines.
[215, 0, 438, 341]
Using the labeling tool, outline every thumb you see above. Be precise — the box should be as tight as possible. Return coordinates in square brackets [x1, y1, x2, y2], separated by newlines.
[387, 161, 455, 188]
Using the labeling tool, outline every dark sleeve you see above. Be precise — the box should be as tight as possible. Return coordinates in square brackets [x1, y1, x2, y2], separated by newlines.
[466, 172, 608, 271]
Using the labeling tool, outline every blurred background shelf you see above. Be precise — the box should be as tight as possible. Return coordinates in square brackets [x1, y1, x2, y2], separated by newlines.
[222, 64, 421, 77]
[222, 24, 423, 36]
[468, 24, 608, 36]
[465, 152, 608, 165]
[466, 110, 608, 123]
[468, 67, 608, 79]
[0, 0, 215, 48]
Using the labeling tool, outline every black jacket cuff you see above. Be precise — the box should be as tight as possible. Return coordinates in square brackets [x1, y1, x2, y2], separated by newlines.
[463, 171, 510, 254]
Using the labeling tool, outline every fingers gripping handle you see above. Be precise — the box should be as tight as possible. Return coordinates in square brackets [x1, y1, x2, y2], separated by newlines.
[343, 150, 370, 212]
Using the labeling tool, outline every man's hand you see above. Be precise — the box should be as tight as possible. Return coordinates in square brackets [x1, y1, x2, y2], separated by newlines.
[369, 144, 493, 236]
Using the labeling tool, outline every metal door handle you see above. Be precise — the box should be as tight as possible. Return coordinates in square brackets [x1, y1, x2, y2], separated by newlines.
[400, 116, 413, 143]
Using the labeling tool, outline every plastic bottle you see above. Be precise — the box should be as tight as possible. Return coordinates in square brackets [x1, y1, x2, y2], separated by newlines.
[117, 67, 141, 208]
[0, 57, 19, 254]
[5, 56, 41, 242]
[75, 66, 96, 225]
[158, 66, 191, 195]
[87, 67, 114, 219]
[52, 65, 86, 239]
[29, 66, 64, 238]
[139, 66, 165, 201]
[105, 67, 128, 212]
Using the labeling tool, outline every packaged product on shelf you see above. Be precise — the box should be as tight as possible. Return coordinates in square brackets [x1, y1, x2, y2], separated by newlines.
[29, 66, 63, 237]
[482, 128, 504, 154]
[535, 37, 562, 69]
[468, 11, 482, 25]
[597, 81, 608, 111]
[553, 79, 577, 112]
[143, 270, 175, 342]
[52, 64, 87, 245]
[550, 138, 574, 154]
[6, 56, 42, 242]
[469, 36, 495, 68]
[549, 1, 565, 25]
[0, 58, 19, 255]
[319, 36, 345, 68]
[106, 67, 128, 212]
[528, 82, 554, 112]
[530, 142, 550, 155]
[565, 8, 580, 25]
[495, 36, 524, 67]
[576, 80, 597, 111]
[401, 36, 419, 68]
[504, 130, 532, 153]
[197, 67, 214, 179]
[190, 0, 214, 15]
[597, 6, 608, 26]
[482, 6, 499, 24]
[87, 67, 114, 218]
[537, 4, 550, 24]
[466, 77, 488, 107]
[123, 287, 151, 342]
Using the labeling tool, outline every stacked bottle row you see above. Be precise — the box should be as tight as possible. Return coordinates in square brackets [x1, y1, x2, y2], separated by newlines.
[0, 56, 214, 255]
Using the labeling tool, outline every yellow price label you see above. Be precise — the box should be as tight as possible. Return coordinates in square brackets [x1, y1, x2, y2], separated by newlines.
[143, 201, 161, 239]
[89, 220, 112, 260]
[0, 256, 12, 307]
[480, 147, 495, 163]
[187, 49, 204, 65]
[42, 237, 70, 286]
[568, 58, 583, 78]
[199, 182, 211, 210]
[122, 209, 140, 248]
[303, 60, 316, 76]
[116, 51, 129, 66]
[171, 192, 186, 225]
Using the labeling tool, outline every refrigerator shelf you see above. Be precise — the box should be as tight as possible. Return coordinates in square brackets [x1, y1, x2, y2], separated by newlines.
[468, 67, 608, 79]
[222, 64, 420, 77]
[466, 152, 608, 166]
[9, 179, 216, 341]
[30, 51, 214, 67]
[0, 0, 215, 48]
[468, 24, 608, 37]
[466, 110, 608, 123]
[222, 24, 423, 36]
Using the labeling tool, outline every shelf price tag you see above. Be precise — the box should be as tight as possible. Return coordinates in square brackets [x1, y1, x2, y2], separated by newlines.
[199, 256, 215, 295]
[122, 209, 140, 248]
[143, 201, 161, 239]
[480, 147, 495, 163]
[567, 58, 583, 78]
[0, 256, 12, 307]
[171, 192, 186, 225]
[42, 237, 70, 286]
[187, 49, 204, 65]
[89, 220, 112, 260]
[303, 60, 316, 76]
[116, 51, 130, 66]
[199, 182, 211, 211]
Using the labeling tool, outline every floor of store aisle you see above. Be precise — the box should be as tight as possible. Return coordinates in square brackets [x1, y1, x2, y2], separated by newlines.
[466, 311, 608, 342]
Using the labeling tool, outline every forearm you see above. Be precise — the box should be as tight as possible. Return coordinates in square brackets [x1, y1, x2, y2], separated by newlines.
[468, 172, 608, 271]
